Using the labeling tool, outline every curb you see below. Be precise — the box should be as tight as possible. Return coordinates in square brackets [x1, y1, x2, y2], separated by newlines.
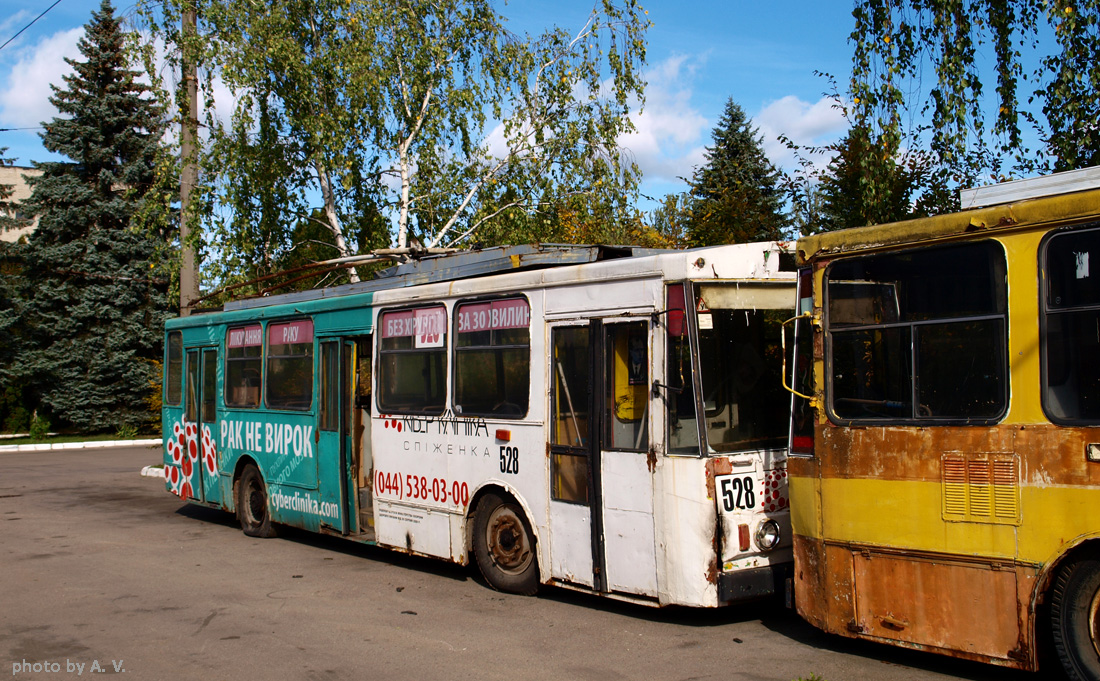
[0, 438, 161, 453]
[141, 465, 166, 479]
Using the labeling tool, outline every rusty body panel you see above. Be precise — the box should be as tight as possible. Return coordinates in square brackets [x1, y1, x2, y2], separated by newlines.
[792, 404, 1100, 670]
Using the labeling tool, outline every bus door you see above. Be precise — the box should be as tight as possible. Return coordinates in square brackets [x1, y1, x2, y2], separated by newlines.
[318, 338, 366, 535]
[182, 347, 220, 505]
[548, 320, 657, 596]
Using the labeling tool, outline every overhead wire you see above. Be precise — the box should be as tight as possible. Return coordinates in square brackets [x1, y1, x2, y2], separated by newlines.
[0, 0, 65, 53]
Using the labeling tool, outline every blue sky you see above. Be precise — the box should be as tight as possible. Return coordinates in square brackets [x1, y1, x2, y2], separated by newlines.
[0, 1, 856, 207]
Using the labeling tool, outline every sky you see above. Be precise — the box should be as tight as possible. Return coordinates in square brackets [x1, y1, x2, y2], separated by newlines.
[0, 0, 856, 209]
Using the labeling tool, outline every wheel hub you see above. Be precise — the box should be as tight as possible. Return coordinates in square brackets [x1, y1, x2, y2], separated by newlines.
[488, 509, 530, 573]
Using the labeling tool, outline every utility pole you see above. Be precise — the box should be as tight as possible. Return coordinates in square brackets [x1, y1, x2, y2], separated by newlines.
[179, 4, 200, 315]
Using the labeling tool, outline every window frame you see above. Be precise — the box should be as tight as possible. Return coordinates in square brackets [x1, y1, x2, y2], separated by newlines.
[165, 331, 183, 406]
[451, 295, 532, 419]
[1040, 221, 1100, 425]
[603, 320, 650, 452]
[376, 304, 449, 416]
[224, 324, 263, 409]
[823, 240, 1010, 426]
[265, 319, 315, 412]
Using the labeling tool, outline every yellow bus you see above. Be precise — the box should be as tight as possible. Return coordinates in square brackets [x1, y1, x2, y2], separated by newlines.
[786, 169, 1100, 679]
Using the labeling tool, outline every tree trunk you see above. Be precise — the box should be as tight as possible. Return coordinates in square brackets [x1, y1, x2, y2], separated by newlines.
[314, 158, 359, 283]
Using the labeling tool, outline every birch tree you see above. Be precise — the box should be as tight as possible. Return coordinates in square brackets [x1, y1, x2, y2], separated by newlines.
[849, 0, 1100, 190]
[141, 0, 648, 286]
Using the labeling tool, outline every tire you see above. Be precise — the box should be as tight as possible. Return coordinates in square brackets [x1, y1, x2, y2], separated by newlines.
[472, 493, 539, 595]
[237, 463, 277, 538]
[1051, 557, 1100, 681]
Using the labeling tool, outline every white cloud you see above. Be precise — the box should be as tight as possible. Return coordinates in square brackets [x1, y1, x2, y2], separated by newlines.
[620, 54, 709, 185]
[754, 94, 848, 170]
[0, 28, 84, 128]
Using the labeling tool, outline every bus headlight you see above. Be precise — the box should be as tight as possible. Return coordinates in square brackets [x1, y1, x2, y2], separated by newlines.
[755, 520, 781, 551]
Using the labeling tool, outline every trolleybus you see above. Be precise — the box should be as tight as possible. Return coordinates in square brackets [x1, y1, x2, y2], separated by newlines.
[163, 242, 796, 607]
[786, 168, 1100, 678]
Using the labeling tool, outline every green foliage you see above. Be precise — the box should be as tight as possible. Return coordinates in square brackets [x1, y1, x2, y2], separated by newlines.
[138, 0, 649, 280]
[0, 150, 33, 434]
[29, 412, 50, 440]
[6, 0, 174, 434]
[645, 192, 691, 248]
[849, 0, 1100, 185]
[682, 99, 788, 246]
[1, 385, 30, 433]
[782, 75, 960, 235]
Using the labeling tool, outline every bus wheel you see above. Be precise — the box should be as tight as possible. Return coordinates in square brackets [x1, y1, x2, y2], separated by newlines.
[237, 464, 277, 538]
[1051, 557, 1100, 681]
[473, 493, 538, 596]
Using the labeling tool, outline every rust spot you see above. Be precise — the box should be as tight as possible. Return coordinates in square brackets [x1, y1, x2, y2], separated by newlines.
[705, 556, 719, 585]
[646, 446, 657, 473]
[706, 501, 722, 585]
[704, 458, 716, 500]
[712, 458, 733, 475]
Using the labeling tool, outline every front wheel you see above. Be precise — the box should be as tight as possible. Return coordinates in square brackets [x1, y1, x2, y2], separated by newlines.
[472, 493, 539, 595]
[1051, 557, 1100, 681]
[237, 463, 277, 538]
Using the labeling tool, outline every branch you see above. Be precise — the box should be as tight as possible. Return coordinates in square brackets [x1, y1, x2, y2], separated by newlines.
[425, 154, 512, 247]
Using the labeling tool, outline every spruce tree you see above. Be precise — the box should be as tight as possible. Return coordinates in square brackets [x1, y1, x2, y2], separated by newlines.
[0, 148, 29, 432]
[15, 0, 172, 432]
[685, 99, 787, 245]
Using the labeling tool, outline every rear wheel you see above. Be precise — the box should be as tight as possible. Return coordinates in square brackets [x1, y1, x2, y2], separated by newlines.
[472, 493, 538, 595]
[237, 464, 277, 538]
[1051, 557, 1100, 681]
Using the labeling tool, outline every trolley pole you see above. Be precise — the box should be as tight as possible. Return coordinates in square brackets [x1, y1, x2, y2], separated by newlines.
[179, 4, 200, 316]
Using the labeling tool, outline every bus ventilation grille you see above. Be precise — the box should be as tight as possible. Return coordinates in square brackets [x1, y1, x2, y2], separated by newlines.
[941, 452, 1020, 525]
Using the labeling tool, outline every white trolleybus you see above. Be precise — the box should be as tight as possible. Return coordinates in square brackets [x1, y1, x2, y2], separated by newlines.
[161, 243, 796, 606]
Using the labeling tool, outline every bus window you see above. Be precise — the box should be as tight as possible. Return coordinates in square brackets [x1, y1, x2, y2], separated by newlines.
[320, 341, 340, 431]
[605, 322, 648, 451]
[551, 326, 590, 503]
[166, 331, 183, 406]
[267, 320, 314, 411]
[185, 350, 199, 422]
[1043, 224, 1100, 422]
[788, 268, 815, 456]
[695, 283, 791, 453]
[454, 297, 530, 417]
[202, 350, 217, 423]
[666, 284, 699, 454]
[826, 241, 1007, 423]
[378, 306, 447, 415]
[225, 325, 262, 407]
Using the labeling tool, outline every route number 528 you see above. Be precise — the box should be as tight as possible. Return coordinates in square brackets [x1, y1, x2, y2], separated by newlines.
[718, 475, 756, 512]
[499, 446, 519, 475]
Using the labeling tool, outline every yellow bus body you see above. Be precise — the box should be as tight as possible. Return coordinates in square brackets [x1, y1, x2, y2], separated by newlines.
[790, 186, 1100, 671]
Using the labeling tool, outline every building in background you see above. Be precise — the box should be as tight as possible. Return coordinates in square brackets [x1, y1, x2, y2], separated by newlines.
[0, 165, 42, 242]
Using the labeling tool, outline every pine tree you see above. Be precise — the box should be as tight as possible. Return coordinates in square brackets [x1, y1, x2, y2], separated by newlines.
[14, 0, 172, 432]
[0, 148, 30, 432]
[685, 99, 788, 245]
[816, 126, 959, 233]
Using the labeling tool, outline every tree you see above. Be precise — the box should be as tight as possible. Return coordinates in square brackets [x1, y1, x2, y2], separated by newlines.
[849, 0, 1100, 190]
[683, 99, 788, 246]
[0, 148, 30, 432]
[140, 0, 648, 288]
[12, 0, 173, 433]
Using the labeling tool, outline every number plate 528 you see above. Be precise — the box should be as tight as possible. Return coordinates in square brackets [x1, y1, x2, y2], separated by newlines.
[717, 475, 756, 512]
